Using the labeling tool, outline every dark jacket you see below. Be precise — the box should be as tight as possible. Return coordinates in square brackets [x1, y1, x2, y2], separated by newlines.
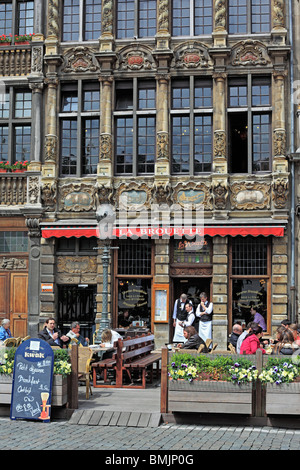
[182, 333, 208, 352]
[228, 332, 240, 348]
[38, 326, 63, 347]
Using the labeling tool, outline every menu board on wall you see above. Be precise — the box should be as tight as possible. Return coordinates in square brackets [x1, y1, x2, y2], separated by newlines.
[10, 339, 54, 422]
[153, 284, 169, 323]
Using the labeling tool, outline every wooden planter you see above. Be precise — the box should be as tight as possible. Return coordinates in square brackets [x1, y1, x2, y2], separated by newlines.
[168, 380, 253, 415]
[265, 382, 300, 415]
[0, 375, 68, 407]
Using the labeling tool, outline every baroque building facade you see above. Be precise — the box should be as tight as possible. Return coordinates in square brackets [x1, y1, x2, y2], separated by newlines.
[0, 0, 297, 349]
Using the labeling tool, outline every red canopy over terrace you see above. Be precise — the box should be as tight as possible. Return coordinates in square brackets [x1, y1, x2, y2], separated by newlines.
[41, 224, 285, 239]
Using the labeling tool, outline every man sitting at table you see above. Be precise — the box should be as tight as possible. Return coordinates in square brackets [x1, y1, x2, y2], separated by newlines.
[118, 310, 131, 328]
[66, 321, 89, 346]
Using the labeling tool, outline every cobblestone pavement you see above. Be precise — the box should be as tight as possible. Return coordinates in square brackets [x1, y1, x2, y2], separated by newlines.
[1, 417, 300, 452]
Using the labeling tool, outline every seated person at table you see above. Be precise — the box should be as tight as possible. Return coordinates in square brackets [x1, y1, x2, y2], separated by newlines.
[118, 310, 131, 328]
[236, 322, 258, 354]
[288, 323, 300, 347]
[272, 329, 299, 355]
[250, 306, 267, 332]
[66, 321, 89, 346]
[0, 319, 12, 341]
[100, 328, 122, 348]
[228, 323, 243, 349]
[177, 326, 208, 352]
[38, 317, 69, 348]
[239, 324, 266, 355]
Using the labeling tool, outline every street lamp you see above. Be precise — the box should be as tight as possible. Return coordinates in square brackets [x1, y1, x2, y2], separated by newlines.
[94, 204, 118, 344]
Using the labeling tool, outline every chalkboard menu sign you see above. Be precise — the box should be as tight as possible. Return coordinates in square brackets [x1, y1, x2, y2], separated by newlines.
[10, 338, 54, 422]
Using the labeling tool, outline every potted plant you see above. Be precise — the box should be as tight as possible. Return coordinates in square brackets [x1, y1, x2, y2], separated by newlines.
[167, 353, 256, 414]
[259, 358, 300, 415]
[0, 34, 12, 46]
[0, 161, 11, 173]
[0, 347, 72, 406]
[11, 160, 29, 172]
[14, 33, 34, 45]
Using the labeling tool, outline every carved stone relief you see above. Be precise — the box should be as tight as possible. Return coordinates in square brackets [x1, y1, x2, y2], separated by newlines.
[214, 130, 226, 158]
[272, 178, 289, 209]
[157, 132, 169, 161]
[58, 182, 98, 212]
[115, 181, 152, 210]
[171, 42, 213, 69]
[57, 256, 97, 274]
[214, 0, 226, 30]
[212, 180, 228, 210]
[41, 182, 57, 210]
[231, 40, 271, 66]
[173, 181, 213, 210]
[0, 257, 27, 270]
[44, 135, 58, 163]
[100, 134, 112, 160]
[116, 45, 156, 71]
[273, 129, 286, 156]
[230, 181, 271, 210]
[28, 176, 40, 205]
[152, 182, 172, 205]
[62, 47, 100, 73]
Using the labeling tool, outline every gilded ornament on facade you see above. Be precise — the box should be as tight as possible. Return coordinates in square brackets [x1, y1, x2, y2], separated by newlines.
[102, 0, 113, 35]
[273, 0, 285, 29]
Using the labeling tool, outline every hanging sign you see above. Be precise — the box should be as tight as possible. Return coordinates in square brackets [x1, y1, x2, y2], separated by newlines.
[10, 338, 54, 422]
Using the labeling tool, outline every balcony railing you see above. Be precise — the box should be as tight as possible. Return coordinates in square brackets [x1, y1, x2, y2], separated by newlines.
[0, 172, 27, 205]
[0, 46, 31, 76]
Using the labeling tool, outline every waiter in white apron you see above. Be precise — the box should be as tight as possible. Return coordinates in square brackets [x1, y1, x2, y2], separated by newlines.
[195, 292, 213, 344]
[172, 294, 194, 343]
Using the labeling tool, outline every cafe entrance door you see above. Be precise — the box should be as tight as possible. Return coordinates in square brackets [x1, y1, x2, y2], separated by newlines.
[171, 277, 211, 340]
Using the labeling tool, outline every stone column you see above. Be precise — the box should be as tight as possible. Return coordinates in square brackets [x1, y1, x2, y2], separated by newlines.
[45, 0, 59, 55]
[39, 237, 56, 328]
[98, 76, 113, 178]
[43, 76, 59, 179]
[213, 0, 227, 47]
[100, 0, 114, 51]
[155, 74, 170, 177]
[212, 236, 228, 349]
[156, 0, 171, 50]
[28, 82, 44, 171]
[33, 0, 45, 40]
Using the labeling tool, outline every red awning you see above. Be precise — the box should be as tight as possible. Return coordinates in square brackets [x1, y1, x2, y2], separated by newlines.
[41, 225, 285, 239]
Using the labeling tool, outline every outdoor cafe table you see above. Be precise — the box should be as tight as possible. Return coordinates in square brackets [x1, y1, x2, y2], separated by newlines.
[89, 345, 115, 360]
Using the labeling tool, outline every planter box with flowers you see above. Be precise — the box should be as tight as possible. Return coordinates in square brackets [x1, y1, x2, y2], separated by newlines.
[168, 353, 256, 415]
[259, 358, 300, 415]
[0, 34, 12, 46]
[0, 160, 29, 173]
[0, 348, 71, 407]
[14, 33, 34, 45]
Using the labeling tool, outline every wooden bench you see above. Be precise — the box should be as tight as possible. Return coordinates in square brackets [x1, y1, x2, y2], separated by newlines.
[115, 334, 161, 389]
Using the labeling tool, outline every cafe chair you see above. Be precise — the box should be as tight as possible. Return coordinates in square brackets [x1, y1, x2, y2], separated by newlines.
[22, 336, 30, 342]
[205, 339, 213, 350]
[228, 343, 236, 354]
[15, 337, 22, 347]
[197, 344, 205, 353]
[78, 347, 94, 399]
[3, 338, 17, 347]
[209, 342, 218, 353]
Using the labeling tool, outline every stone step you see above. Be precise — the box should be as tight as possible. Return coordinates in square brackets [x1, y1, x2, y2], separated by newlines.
[68, 410, 162, 427]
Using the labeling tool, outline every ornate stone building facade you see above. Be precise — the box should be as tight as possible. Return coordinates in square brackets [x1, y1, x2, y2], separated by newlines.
[0, 0, 297, 349]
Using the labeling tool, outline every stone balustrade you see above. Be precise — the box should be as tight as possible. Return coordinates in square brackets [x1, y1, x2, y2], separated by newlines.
[0, 173, 28, 205]
[0, 46, 31, 76]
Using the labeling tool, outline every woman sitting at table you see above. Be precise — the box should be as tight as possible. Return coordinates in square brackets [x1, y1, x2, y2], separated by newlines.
[0, 319, 12, 341]
[100, 328, 122, 348]
[239, 324, 266, 355]
[272, 329, 299, 355]
[177, 326, 208, 352]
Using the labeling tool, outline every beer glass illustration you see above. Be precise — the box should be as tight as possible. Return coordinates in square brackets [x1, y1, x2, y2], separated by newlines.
[39, 392, 50, 420]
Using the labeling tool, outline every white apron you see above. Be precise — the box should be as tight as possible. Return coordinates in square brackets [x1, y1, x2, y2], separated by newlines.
[173, 319, 187, 343]
[199, 321, 212, 344]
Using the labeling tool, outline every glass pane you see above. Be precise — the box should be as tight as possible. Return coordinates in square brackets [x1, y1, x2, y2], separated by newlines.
[0, 231, 28, 253]
[232, 278, 267, 330]
[84, 0, 102, 40]
[63, 0, 80, 41]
